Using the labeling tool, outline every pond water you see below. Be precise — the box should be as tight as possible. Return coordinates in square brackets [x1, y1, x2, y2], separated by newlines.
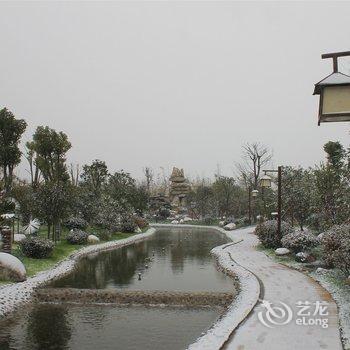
[52, 227, 234, 292]
[0, 304, 222, 350]
[0, 227, 235, 350]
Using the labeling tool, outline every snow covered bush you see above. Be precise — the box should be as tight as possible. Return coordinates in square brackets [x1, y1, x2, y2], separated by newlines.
[64, 216, 88, 230]
[20, 237, 54, 259]
[95, 229, 112, 241]
[235, 216, 250, 227]
[134, 216, 149, 229]
[204, 216, 215, 225]
[321, 224, 350, 273]
[93, 195, 124, 232]
[281, 230, 318, 253]
[120, 216, 137, 233]
[66, 229, 88, 245]
[255, 220, 293, 248]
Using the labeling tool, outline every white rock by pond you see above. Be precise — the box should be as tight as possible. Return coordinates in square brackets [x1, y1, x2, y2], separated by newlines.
[171, 220, 179, 224]
[219, 221, 225, 227]
[316, 267, 329, 275]
[183, 217, 192, 222]
[224, 223, 236, 231]
[275, 247, 290, 256]
[134, 227, 142, 233]
[14, 233, 26, 243]
[87, 234, 100, 244]
[0, 252, 26, 282]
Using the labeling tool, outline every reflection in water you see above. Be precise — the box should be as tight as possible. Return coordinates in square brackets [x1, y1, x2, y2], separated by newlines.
[52, 228, 233, 292]
[0, 304, 222, 350]
[0, 228, 234, 350]
[25, 304, 72, 349]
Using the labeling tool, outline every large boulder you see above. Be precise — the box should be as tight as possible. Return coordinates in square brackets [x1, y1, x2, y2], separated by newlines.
[224, 223, 236, 231]
[0, 252, 26, 282]
[275, 247, 290, 256]
[14, 233, 26, 243]
[87, 234, 100, 244]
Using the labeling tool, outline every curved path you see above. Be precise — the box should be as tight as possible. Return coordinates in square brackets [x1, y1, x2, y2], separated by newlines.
[224, 226, 342, 350]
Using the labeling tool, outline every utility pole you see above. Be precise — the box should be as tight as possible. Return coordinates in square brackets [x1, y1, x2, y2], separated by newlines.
[277, 166, 282, 242]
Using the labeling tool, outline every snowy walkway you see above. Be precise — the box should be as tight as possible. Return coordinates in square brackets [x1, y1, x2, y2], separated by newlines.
[224, 226, 342, 350]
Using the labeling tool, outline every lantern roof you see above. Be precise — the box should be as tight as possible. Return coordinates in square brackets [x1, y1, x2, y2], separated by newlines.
[313, 72, 350, 95]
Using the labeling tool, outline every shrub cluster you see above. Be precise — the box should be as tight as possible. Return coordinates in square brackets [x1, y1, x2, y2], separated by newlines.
[235, 216, 250, 227]
[203, 216, 215, 225]
[96, 229, 112, 241]
[20, 237, 54, 259]
[255, 220, 293, 248]
[134, 216, 149, 229]
[321, 224, 350, 273]
[66, 229, 88, 244]
[281, 230, 318, 253]
[64, 216, 88, 230]
[120, 216, 137, 233]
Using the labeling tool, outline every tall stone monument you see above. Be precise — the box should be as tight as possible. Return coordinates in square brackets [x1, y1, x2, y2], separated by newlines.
[169, 167, 190, 208]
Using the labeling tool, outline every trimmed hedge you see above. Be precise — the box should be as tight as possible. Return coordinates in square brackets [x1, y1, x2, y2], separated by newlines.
[66, 230, 88, 245]
[321, 224, 350, 273]
[64, 216, 88, 230]
[281, 230, 318, 253]
[255, 220, 293, 248]
[20, 237, 54, 259]
[121, 217, 137, 233]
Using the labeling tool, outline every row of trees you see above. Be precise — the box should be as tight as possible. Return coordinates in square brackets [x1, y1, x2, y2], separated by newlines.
[184, 140, 350, 233]
[282, 141, 350, 231]
[186, 143, 273, 221]
[1, 106, 349, 237]
[0, 108, 148, 241]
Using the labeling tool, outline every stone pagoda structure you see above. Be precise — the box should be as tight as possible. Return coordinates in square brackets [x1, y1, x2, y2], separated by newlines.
[169, 167, 191, 208]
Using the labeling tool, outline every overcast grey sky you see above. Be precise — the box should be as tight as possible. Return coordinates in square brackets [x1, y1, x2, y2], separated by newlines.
[1, 1, 350, 180]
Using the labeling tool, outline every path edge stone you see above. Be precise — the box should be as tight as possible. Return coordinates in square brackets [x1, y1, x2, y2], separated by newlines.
[152, 224, 261, 350]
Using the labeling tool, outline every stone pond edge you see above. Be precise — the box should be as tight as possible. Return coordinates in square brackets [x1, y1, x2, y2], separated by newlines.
[0, 227, 157, 318]
[152, 224, 261, 350]
[0, 223, 261, 350]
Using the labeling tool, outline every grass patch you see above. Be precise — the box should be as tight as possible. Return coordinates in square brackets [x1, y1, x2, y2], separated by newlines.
[256, 243, 304, 268]
[2, 226, 138, 280]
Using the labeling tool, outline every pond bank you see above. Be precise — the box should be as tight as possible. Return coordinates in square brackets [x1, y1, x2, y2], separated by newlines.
[0, 228, 156, 318]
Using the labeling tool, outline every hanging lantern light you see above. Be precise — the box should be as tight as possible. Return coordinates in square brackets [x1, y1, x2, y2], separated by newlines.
[251, 189, 259, 197]
[260, 174, 272, 188]
[314, 51, 350, 125]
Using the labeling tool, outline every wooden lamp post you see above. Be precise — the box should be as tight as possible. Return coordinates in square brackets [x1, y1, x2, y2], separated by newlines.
[260, 167, 283, 242]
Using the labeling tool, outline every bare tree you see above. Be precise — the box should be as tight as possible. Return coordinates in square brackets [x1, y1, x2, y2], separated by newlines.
[70, 163, 80, 186]
[25, 141, 41, 189]
[143, 166, 153, 194]
[236, 142, 273, 189]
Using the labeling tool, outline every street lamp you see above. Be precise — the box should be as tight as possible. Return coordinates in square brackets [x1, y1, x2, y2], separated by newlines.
[248, 188, 259, 224]
[314, 51, 350, 125]
[261, 167, 283, 242]
[260, 174, 272, 188]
